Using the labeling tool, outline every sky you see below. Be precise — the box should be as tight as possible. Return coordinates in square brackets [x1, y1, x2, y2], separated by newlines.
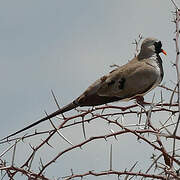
[0, 0, 180, 179]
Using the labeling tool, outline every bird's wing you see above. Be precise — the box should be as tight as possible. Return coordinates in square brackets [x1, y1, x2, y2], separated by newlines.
[77, 60, 160, 106]
[98, 61, 160, 99]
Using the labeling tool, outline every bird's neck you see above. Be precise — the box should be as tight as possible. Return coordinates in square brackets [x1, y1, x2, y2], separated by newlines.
[137, 52, 164, 80]
[137, 50, 155, 60]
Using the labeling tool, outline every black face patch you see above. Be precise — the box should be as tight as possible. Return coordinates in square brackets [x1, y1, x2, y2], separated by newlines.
[118, 77, 126, 89]
[154, 41, 162, 54]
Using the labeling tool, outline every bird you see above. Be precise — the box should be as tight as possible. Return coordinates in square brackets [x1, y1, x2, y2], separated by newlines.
[1, 37, 167, 141]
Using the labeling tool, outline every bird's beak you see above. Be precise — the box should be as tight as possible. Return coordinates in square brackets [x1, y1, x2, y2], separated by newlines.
[161, 49, 167, 55]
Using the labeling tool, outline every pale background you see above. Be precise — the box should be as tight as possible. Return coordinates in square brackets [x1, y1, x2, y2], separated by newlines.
[0, 0, 179, 179]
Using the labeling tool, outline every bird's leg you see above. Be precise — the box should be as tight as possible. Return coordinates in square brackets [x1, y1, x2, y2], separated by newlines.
[135, 96, 145, 106]
[135, 96, 151, 106]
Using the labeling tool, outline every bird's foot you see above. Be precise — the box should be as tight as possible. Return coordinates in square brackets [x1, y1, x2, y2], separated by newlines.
[135, 96, 145, 106]
[135, 96, 150, 107]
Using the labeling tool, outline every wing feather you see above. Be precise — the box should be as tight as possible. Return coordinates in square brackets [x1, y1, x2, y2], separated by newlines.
[77, 60, 160, 106]
[98, 61, 160, 99]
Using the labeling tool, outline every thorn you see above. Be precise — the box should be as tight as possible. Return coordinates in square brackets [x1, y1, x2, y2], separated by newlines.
[71, 168, 74, 175]
[51, 89, 60, 109]
[39, 157, 44, 168]
[44, 139, 54, 148]
[29, 143, 35, 150]
[45, 111, 73, 146]
[81, 116, 87, 140]
[109, 144, 112, 171]
[12, 140, 18, 166]
[51, 89, 66, 119]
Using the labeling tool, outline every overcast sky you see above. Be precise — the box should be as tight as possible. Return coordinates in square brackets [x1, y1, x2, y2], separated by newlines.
[0, 0, 180, 179]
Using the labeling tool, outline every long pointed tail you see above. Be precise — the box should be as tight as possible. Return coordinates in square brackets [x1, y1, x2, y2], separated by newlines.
[0, 102, 78, 141]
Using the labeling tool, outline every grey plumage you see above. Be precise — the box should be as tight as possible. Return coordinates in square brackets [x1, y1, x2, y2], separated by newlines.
[1, 37, 166, 141]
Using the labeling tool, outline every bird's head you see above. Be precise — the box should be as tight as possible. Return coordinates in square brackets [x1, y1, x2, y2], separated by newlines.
[138, 37, 167, 60]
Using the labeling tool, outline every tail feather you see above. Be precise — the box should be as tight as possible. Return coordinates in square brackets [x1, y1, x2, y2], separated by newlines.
[0, 102, 78, 141]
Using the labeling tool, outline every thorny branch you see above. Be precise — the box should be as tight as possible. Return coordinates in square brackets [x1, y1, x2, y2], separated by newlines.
[63, 170, 167, 180]
[0, 90, 180, 179]
[172, 7, 180, 168]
